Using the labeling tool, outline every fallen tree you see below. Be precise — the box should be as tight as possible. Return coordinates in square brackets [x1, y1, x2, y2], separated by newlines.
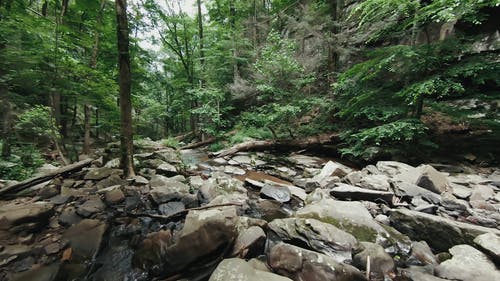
[210, 133, 339, 158]
[0, 158, 94, 197]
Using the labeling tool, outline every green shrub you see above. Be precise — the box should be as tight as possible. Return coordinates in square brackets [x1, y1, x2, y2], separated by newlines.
[0, 144, 44, 181]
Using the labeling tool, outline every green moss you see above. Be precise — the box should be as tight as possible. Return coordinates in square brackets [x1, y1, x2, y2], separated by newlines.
[300, 213, 378, 242]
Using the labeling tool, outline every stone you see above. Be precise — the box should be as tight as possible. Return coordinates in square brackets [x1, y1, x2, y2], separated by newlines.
[156, 163, 178, 176]
[330, 183, 394, 203]
[376, 161, 414, 176]
[132, 230, 173, 269]
[313, 161, 353, 183]
[304, 188, 332, 204]
[399, 268, 448, 281]
[63, 219, 107, 262]
[96, 174, 125, 190]
[0, 201, 54, 232]
[157, 207, 239, 277]
[288, 154, 322, 168]
[440, 192, 469, 212]
[0, 244, 32, 259]
[268, 218, 359, 263]
[254, 199, 289, 221]
[224, 166, 246, 175]
[154, 148, 181, 163]
[58, 207, 82, 226]
[212, 158, 227, 165]
[158, 201, 185, 216]
[470, 184, 495, 201]
[49, 195, 71, 205]
[150, 181, 193, 205]
[104, 189, 125, 204]
[44, 243, 60, 255]
[296, 199, 387, 242]
[346, 172, 391, 191]
[130, 175, 149, 185]
[269, 243, 367, 281]
[76, 198, 105, 218]
[407, 241, 438, 266]
[84, 167, 122, 180]
[435, 244, 500, 281]
[474, 232, 500, 265]
[209, 258, 292, 281]
[260, 184, 291, 203]
[398, 165, 450, 194]
[10, 263, 61, 281]
[390, 208, 500, 252]
[451, 184, 472, 199]
[231, 155, 253, 165]
[231, 226, 266, 258]
[393, 181, 441, 204]
[375, 214, 390, 225]
[353, 242, 395, 277]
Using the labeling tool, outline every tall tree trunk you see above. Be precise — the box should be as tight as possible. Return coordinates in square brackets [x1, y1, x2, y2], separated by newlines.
[115, 0, 135, 177]
[1, 93, 11, 158]
[197, 0, 205, 78]
[83, 104, 91, 154]
[230, 0, 239, 80]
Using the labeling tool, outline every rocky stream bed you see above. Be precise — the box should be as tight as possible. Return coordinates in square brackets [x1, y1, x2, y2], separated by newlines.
[1, 144, 500, 281]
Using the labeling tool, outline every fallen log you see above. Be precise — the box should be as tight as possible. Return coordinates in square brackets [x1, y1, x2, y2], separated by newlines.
[210, 133, 339, 158]
[179, 137, 216, 150]
[0, 158, 94, 197]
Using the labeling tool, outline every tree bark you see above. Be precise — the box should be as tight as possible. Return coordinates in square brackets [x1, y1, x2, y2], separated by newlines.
[115, 0, 135, 177]
[1, 93, 11, 158]
[83, 104, 91, 154]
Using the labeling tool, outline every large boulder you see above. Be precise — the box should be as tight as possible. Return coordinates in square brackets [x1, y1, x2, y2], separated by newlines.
[209, 258, 292, 281]
[390, 208, 500, 252]
[474, 232, 500, 265]
[149, 175, 196, 206]
[63, 219, 107, 262]
[268, 243, 367, 281]
[353, 242, 395, 278]
[0, 201, 54, 232]
[397, 165, 450, 194]
[260, 184, 291, 203]
[330, 183, 394, 204]
[157, 207, 239, 278]
[435, 244, 500, 281]
[231, 226, 266, 258]
[346, 172, 391, 191]
[268, 218, 359, 263]
[84, 167, 122, 180]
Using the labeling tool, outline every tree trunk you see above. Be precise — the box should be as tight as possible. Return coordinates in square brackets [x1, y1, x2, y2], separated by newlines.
[1, 94, 11, 158]
[83, 104, 91, 154]
[197, 0, 205, 76]
[115, 0, 135, 177]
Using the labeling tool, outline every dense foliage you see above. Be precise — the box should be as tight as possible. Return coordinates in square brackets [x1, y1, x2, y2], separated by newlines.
[1, 0, 499, 179]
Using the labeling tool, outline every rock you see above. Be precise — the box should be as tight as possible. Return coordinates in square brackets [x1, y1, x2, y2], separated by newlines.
[209, 258, 292, 281]
[470, 184, 495, 201]
[224, 166, 246, 175]
[158, 201, 185, 216]
[296, 199, 387, 242]
[346, 172, 391, 191]
[76, 198, 105, 218]
[353, 242, 395, 277]
[154, 148, 181, 163]
[435, 244, 500, 281]
[393, 181, 441, 204]
[104, 189, 125, 204]
[104, 158, 120, 168]
[150, 180, 193, 205]
[398, 165, 449, 194]
[96, 174, 125, 190]
[58, 207, 82, 226]
[156, 163, 178, 176]
[390, 208, 500, 252]
[10, 263, 60, 281]
[330, 183, 394, 204]
[260, 184, 291, 203]
[304, 188, 332, 204]
[132, 230, 173, 269]
[231, 155, 253, 165]
[84, 167, 122, 180]
[399, 268, 448, 281]
[253, 199, 289, 221]
[440, 192, 469, 212]
[306, 161, 353, 190]
[474, 232, 500, 266]
[130, 175, 149, 185]
[268, 218, 359, 263]
[376, 161, 414, 176]
[269, 243, 367, 281]
[0, 201, 54, 232]
[49, 195, 71, 205]
[407, 241, 438, 266]
[288, 154, 322, 168]
[63, 219, 107, 261]
[35, 163, 59, 175]
[157, 207, 239, 277]
[0, 244, 32, 259]
[452, 184, 472, 199]
[44, 243, 60, 255]
[231, 226, 266, 258]
[212, 158, 227, 165]
[375, 214, 390, 225]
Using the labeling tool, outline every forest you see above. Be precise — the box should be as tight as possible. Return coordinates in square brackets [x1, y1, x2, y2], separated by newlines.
[0, 0, 499, 281]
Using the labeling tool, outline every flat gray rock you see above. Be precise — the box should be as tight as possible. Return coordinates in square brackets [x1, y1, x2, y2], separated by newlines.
[474, 232, 500, 265]
[209, 258, 292, 281]
[260, 184, 291, 203]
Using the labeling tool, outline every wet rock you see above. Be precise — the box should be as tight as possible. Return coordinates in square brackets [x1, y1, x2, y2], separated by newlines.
[231, 226, 266, 258]
[156, 163, 178, 176]
[132, 230, 173, 269]
[435, 244, 500, 281]
[397, 165, 449, 194]
[76, 197, 105, 218]
[260, 184, 291, 203]
[224, 166, 246, 175]
[105, 189, 125, 204]
[330, 183, 394, 204]
[407, 241, 438, 266]
[158, 201, 185, 216]
[268, 218, 359, 263]
[10, 263, 60, 281]
[390, 208, 500, 252]
[84, 167, 122, 180]
[296, 199, 387, 242]
[269, 243, 367, 281]
[474, 232, 500, 265]
[157, 207, 239, 278]
[0, 201, 54, 232]
[209, 258, 292, 281]
[63, 219, 107, 261]
[353, 242, 395, 278]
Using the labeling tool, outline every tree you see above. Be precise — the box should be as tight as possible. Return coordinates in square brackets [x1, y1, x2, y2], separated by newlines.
[116, 0, 135, 177]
